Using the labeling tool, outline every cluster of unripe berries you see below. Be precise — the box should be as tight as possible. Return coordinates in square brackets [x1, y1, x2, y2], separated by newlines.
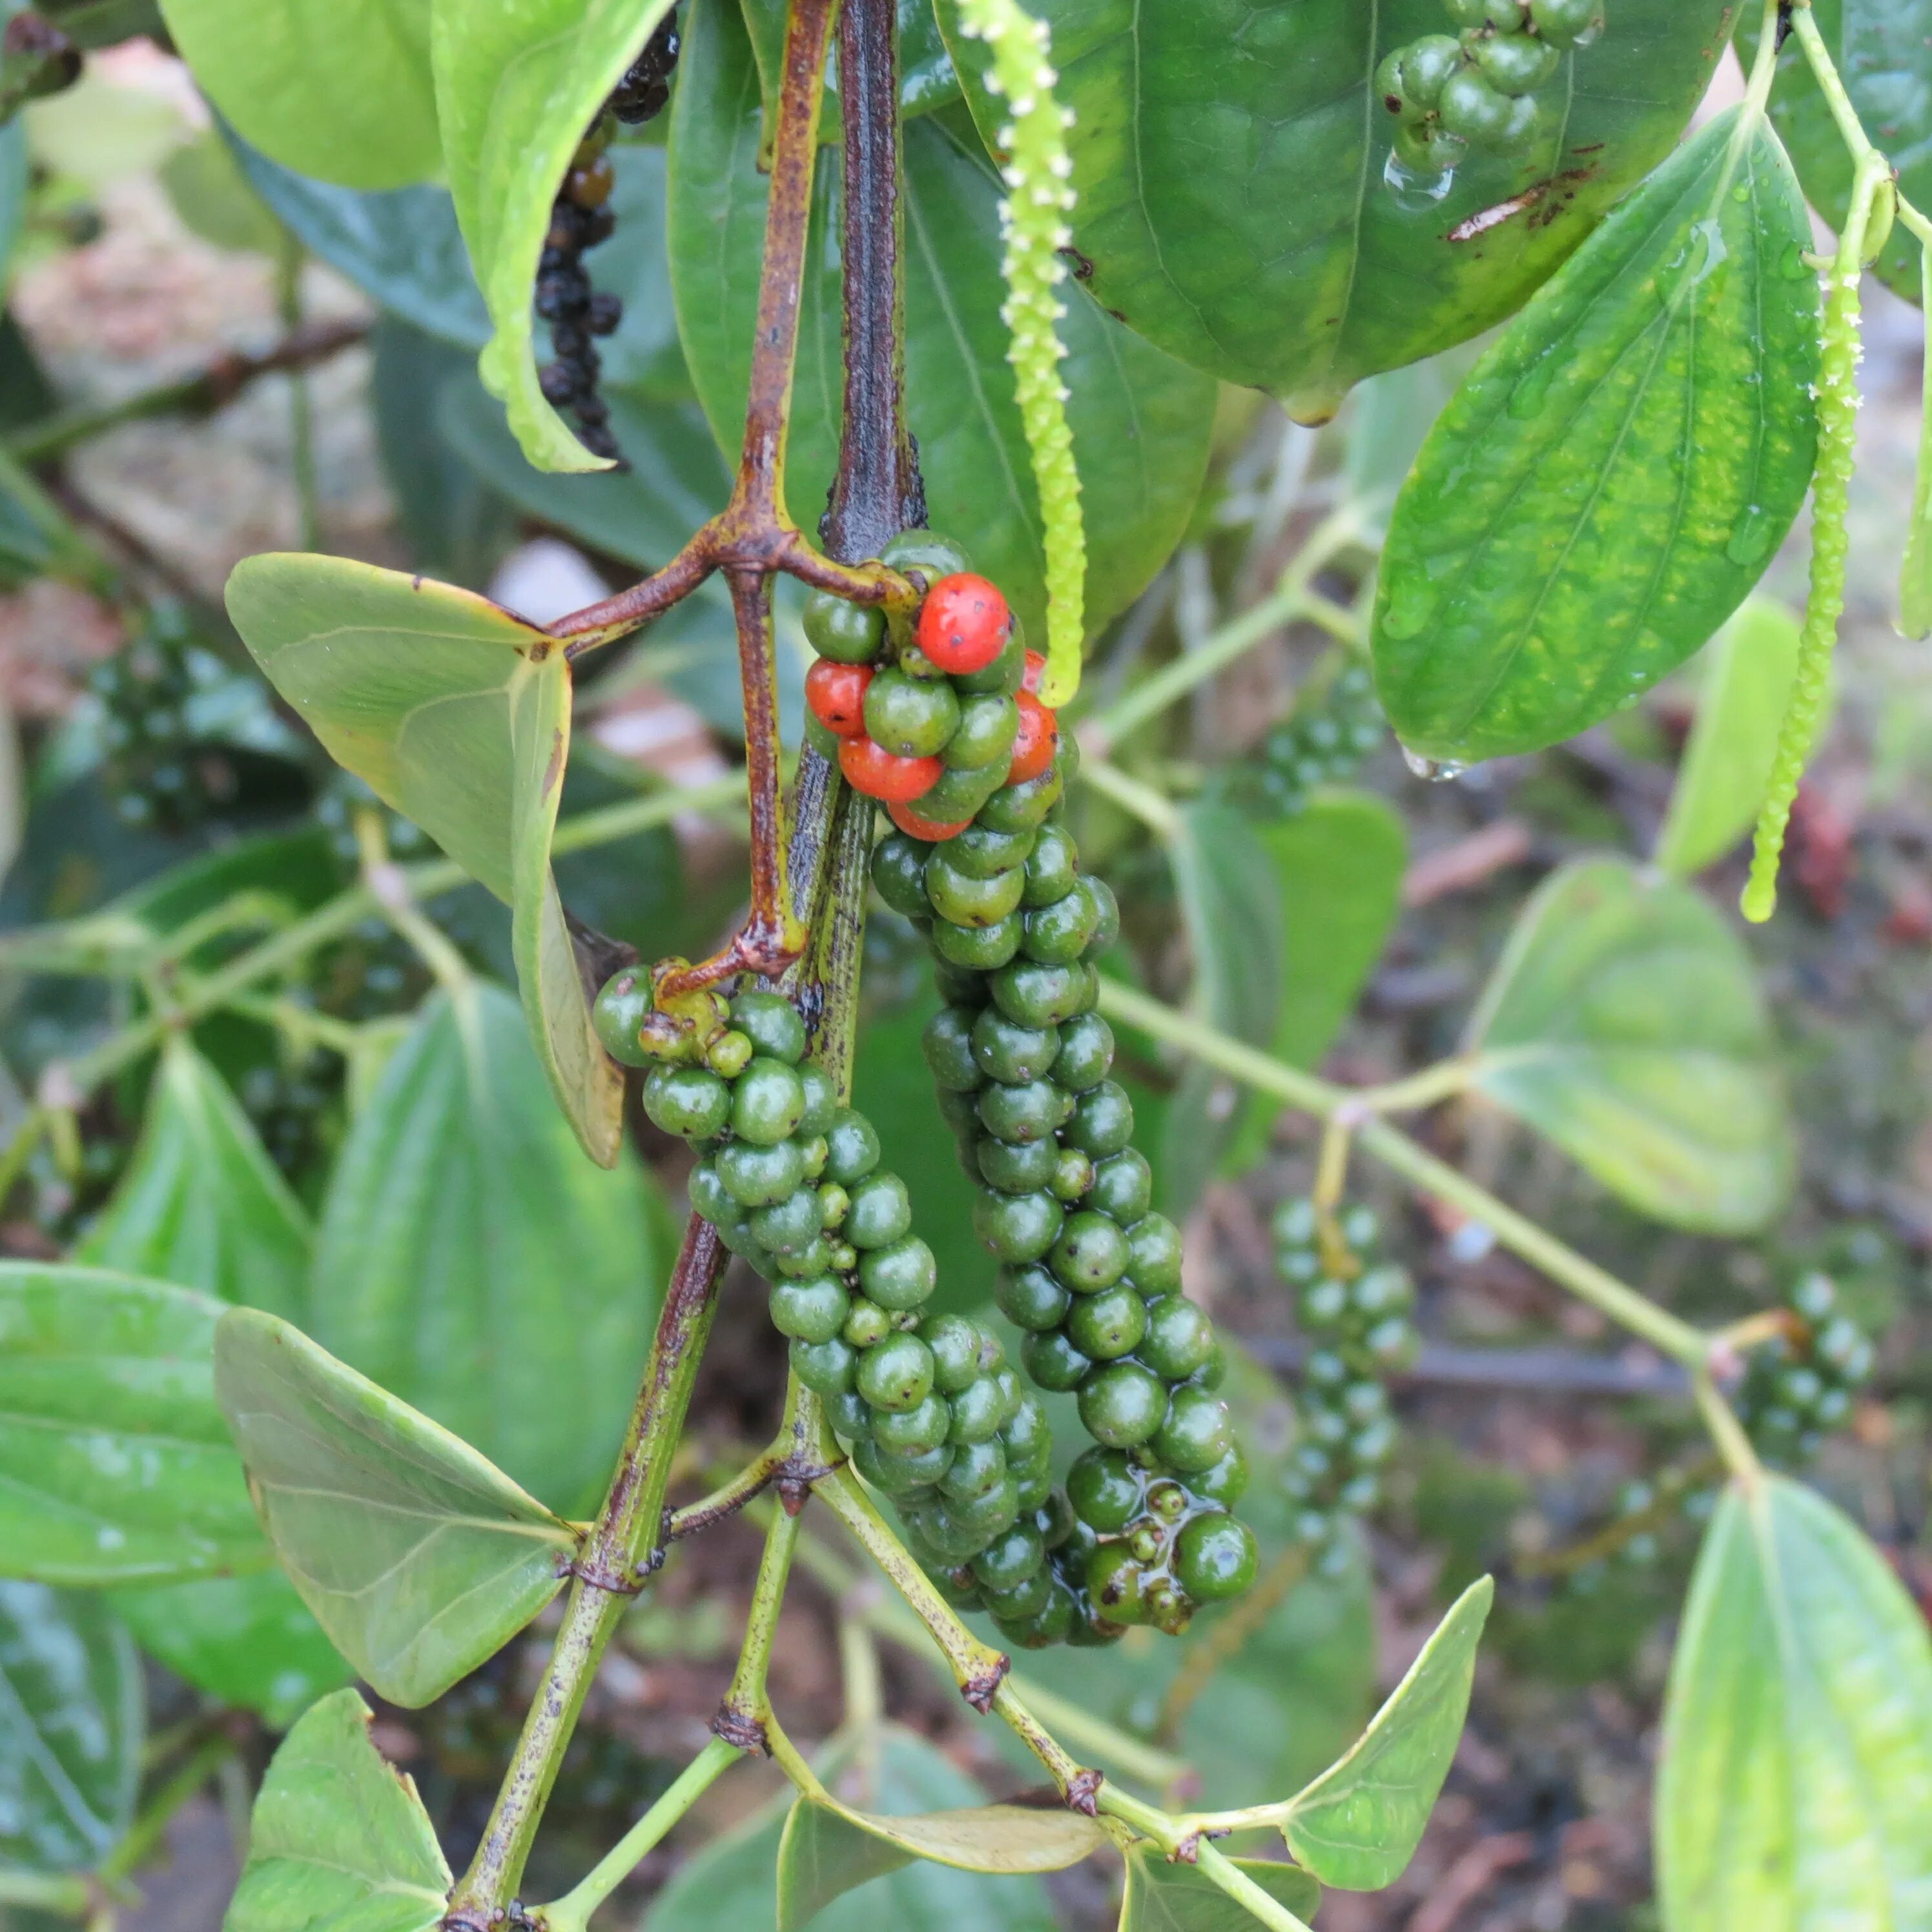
[590, 977, 1058, 1596]
[803, 531, 1060, 838]
[1224, 661, 1386, 819]
[1737, 1272, 1874, 1468]
[535, 12, 682, 462]
[1273, 1197, 1418, 1576]
[1376, 0, 1605, 178]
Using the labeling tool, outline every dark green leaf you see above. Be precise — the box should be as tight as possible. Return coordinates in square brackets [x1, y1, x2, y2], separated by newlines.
[1738, 0, 1929, 305]
[934, 0, 1732, 416]
[1656, 1476, 1932, 1929]
[0, 1265, 264, 1584]
[1465, 858, 1795, 1233]
[77, 1039, 309, 1320]
[0, 1583, 141, 1872]
[1654, 598, 1805, 878]
[310, 982, 670, 1513]
[431, 0, 678, 470]
[1224, 792, 1406, 1173]
[1120, 1851, 1320, 1932]
[158, 0, 438, 190]
[214, 1305, 580, 1708]
[1372, 110, 1821, 763]
[1280, 1576, 1493, 1889]
[225, 552, 625, 1162]
[739, 0, 960, 130]
[226, 1687, 450, 1932]
[1162, 805, 1283, 1216]
[668, 0, 1216, 647]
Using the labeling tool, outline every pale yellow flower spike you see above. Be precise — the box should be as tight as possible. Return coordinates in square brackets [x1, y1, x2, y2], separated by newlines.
[956, 0, 1086, 706]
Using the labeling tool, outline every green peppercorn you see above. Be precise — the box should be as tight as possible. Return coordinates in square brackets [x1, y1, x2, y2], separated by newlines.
[642, 1064, 732, 1139]
[991, 958, 1088, 1028]
[730, 1058, 807, 1145]
[996, 1262, 1071, 1332]
[791, 1335, 857, 1395]
[1089, 1148, 1151, 1223]
[804, 588, 886, 663]
[1064, 1082, 1135, 1159]
[1051, 1014, 1115, 1094]
[1138, 1296, 1216, 1381]
[971, 1008, 1061, 1085]
[978, 1078, 1073, 1145]
[1051, 1147, 1094, 1202]
[1153, 1386, 1234, 1472]
[872, 833, 934, 919]
[1022, 1328, 1093, 1393]
[919, 760, 1010, 825]
[1051, 1212, 1131, 1293]
[1175, 1515, 1259, 1601]
[865, 668, 961, 759]
[921, 1007, 980, 1092]
[874, 1393, 952, 1454]
[844, 1173, 912, 1249]
[944, 693, 1022, 771]
[924, 1315, 985, 1393]
[749, 1186, 824, 1254]
[977, 765, 1063, 835]
[947, 821, 1037, 879]
[717, 1136, 805, 1208]
[1023, 882, 1101, 965]
[1065, 1283, 1147, 1360]
[879, 528, 973, 584]
[821, 1108, 881, 1185]
[952, 621, 1027, 696]
[1125, 1212, 1184, 1292]
[927, 850, 1027, 928]
[1078, 1362, 1167, 1448]
[592, 970, 656, 1066]
[973, 1187, 1064, 1263]
[859, 1234, 938, 1311]
[978, 1134, 1060, 1193]
[933, 912, 1023, 971]
[857, 1331, 935, 1412]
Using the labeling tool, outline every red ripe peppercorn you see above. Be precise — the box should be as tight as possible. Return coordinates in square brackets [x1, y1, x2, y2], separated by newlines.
[839, 736, 942, 801]
[1007, 693, 1058, 783]
[916, 573, 1012, 675]
[806, 660, 874, 738]
[1021, 649, 1047, 695]
[889, 799, 974, 842]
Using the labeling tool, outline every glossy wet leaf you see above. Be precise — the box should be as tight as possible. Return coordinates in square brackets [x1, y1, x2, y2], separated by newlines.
[159, 0, 438, 190]
[778, 1776, 1106, 1927]
[77, 1038, 309, 1321]
[1162, 803, 1283, 1216]
[311, 982, 669, 1514]
[1279, 1576, 1492, 1889]
[1224, 791, 1406, 1173]
[0, 1583, 141, 1872]
[114, 1571, 351, 1729]
[225, 551, 624, 1163]
[1120, 1851, 1321, 1932]
[1655, 599, 1806, 878]
[0, 1265, 265, 1585]
[668, 1, 1215, 647]
[649, 1728, 1058, 1932]
[1656, 1476, 1932, 1931]
[1465, 858, 1795, 1233]
[214, 1305, 579, 1708]
[1373, 110, 1822, 763]
[934, 0, 1732, 418]
[226, 1687, 451, 1932]
[1738, 0, 1930, 305]
[431, 0, 678, 471]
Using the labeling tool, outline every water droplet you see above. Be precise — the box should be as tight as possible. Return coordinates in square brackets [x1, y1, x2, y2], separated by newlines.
[1382, 149, 1455, 210]
[1507, 357, 1559, 421]
[1400, 745, 1469, 782]
[1379, 577, 1439, 641]
[1726, 504, 1772, 565]
[1780, 242, 1811, 280]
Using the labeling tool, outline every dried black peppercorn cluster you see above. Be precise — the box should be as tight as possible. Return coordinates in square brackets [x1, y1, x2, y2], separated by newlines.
[535, 8, 683, 464]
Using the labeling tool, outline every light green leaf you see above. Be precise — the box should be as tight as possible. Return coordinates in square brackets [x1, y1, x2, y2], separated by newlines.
[1162, 804, 1283, 1215]
[309, 983, 668, 1514]
[1224, 791, 1406, 1173]
[777, 1777, 1107, 1928]
[158, 0, 439, 192]
[431, 0, 677, 471]
[225, 551, 624, 1164]
[214, 1305, 579, 1709]
[668, 0, 1215, 648]
[159, 130, 283, 255]
[1656, 1476, 1932, 1931]
[1120, 1851, 1321, 1932]
[77, 1038, 309, 1321]
[1655, 599, 1806, 879]
[1279, 1576, 1492, 1889]
[1372, 110, 1822, 764]
[225, 1687, 451, 1932]
[1465, 858, 1795, 1234]
[0, 1583, 141, 1873]
[114, 1572, 352, 1730]
[0, 1265, 265, 1585]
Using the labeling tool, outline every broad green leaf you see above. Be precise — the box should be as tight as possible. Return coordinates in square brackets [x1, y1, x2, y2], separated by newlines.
[1655, 599, 1806, 878]
[225, 551, 624, 1163]
[1120, 1851, 1321, 1932]
[1279, 1576, 1493, 1889]
[933, 0, 1732, 417]
[648, 1729, 1059, 1932]
[0, 1265, 264, 1584]
[1464, 858, 1795, 1234]
[311, 983, 669, 1514]
[1738, 0, 1930, 306]
[159, 0, 438, 192]
[1656, 1476, 1932, 1931]
[0, 1583, 141, 1873]
[160, 130, 283, 255]
[114, 1572, 352, 1729]
[1224, 791, 1406, 1173]
[77, 1038, 309, 1320]
[1372, 110, 1822, 764]
[1162, 804, 1283, 1216]
[225, 1688, 451, 1932]
[214, 1306, 579, 1708]
[668, 0, 1216, 648]
[431, 0, 678, 471]
[778, 1780, 1106, 1928]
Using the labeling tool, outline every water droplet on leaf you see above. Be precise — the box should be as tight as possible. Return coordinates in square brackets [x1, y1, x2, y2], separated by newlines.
[1382, 149, 1455, 210]
[1400, 745, 1468, 782]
